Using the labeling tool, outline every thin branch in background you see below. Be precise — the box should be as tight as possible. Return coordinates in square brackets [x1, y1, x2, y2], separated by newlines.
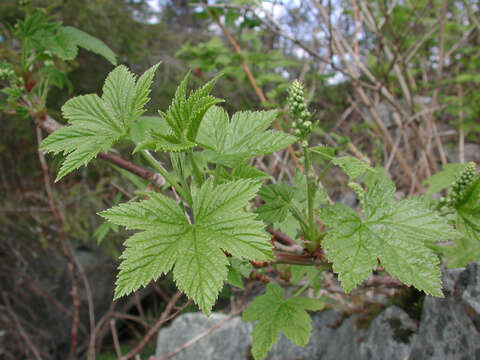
[110, 319, 122, 358]
[92, 300, 117, 352]
[35, 126, 80, 360]
[350, 0, 360, 77]
[456, 67, 465, 163]
[314, 0, 432, 186]
[113, 312, 151, 329]
[429, 0, 448, 165]
[135, 292, 147, 323]
[120, 292, 187, 360]
[73, 258, 96, 360]
[1, 292, 43, 360]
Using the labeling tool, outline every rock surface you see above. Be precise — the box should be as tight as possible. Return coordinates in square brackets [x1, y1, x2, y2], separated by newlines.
[359, 306, 417, 360]
[155, 262, 480, 359]
[409, 263, 480, 359]
[155, 312, 254, 360]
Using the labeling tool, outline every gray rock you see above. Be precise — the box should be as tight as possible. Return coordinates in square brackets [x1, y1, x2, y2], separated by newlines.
[155, 309, 367, 360]
[362, 97, 433, 129]
[322, 313, 366, 360]
[409, 262, 480, 360]
[359, 306, 417, 360]
[155, 312, 254, 360]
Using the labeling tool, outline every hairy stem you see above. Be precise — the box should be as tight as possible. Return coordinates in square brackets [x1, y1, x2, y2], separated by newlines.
[303, 143, 316, 247]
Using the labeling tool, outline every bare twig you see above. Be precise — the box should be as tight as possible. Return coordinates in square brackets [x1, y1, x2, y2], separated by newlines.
[113, 312, 151, 329]
[428, 0, 448, 165]
[110, 319, 122, 358]
[268, 228, 297, 247]
[273, 251, 328, 266]
[74, 259, 96, 360]
[457, 67, 465, 163]
[119, 292, 186, 360]
[2, 292, 43, 360]
[35, 126, 80, 360]
[204, 2, 300, 169]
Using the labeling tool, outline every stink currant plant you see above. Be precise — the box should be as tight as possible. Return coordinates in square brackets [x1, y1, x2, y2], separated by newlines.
[4, 10, 480, 360]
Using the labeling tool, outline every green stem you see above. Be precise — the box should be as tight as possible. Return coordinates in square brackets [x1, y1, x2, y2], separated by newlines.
[141, 150, 189, 202]
[288, 204, 308, 233]
[303, 143, 315, 244]
[21, 41, 28, 73]
[317, 161, 332, 183]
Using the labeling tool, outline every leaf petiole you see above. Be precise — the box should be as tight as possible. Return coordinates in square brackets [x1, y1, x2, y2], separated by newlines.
[141, 150, 190, 203]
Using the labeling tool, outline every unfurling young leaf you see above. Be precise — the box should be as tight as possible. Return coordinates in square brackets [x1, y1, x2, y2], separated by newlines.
[318, 171, 456, 296]
[100, 179, 273, 315]
[242, 283, 324, 360]
[143, 72, 223, 152]
[40, 63, 160, 181]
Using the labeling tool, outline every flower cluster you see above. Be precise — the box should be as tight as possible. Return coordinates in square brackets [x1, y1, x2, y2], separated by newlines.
[447, 161, 477, 206]
[287, 80, 313, 142]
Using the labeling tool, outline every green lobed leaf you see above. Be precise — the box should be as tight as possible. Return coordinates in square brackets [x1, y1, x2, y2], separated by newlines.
[255, 183, 295, 224]
[290, 265, 323, 295]
[31, 25, 117, 65]
[40, 64, 160, 181]
[60, 26, 117, 65]
[319, 171, 456, 296]
[197, 106, 296, 166]
[242, 283, 324, 360]
[100, 179, 273, 315]
[231, 163, 270, 181]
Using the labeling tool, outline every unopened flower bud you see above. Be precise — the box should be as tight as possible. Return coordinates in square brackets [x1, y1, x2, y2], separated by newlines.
[303, 121, 312, 129]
